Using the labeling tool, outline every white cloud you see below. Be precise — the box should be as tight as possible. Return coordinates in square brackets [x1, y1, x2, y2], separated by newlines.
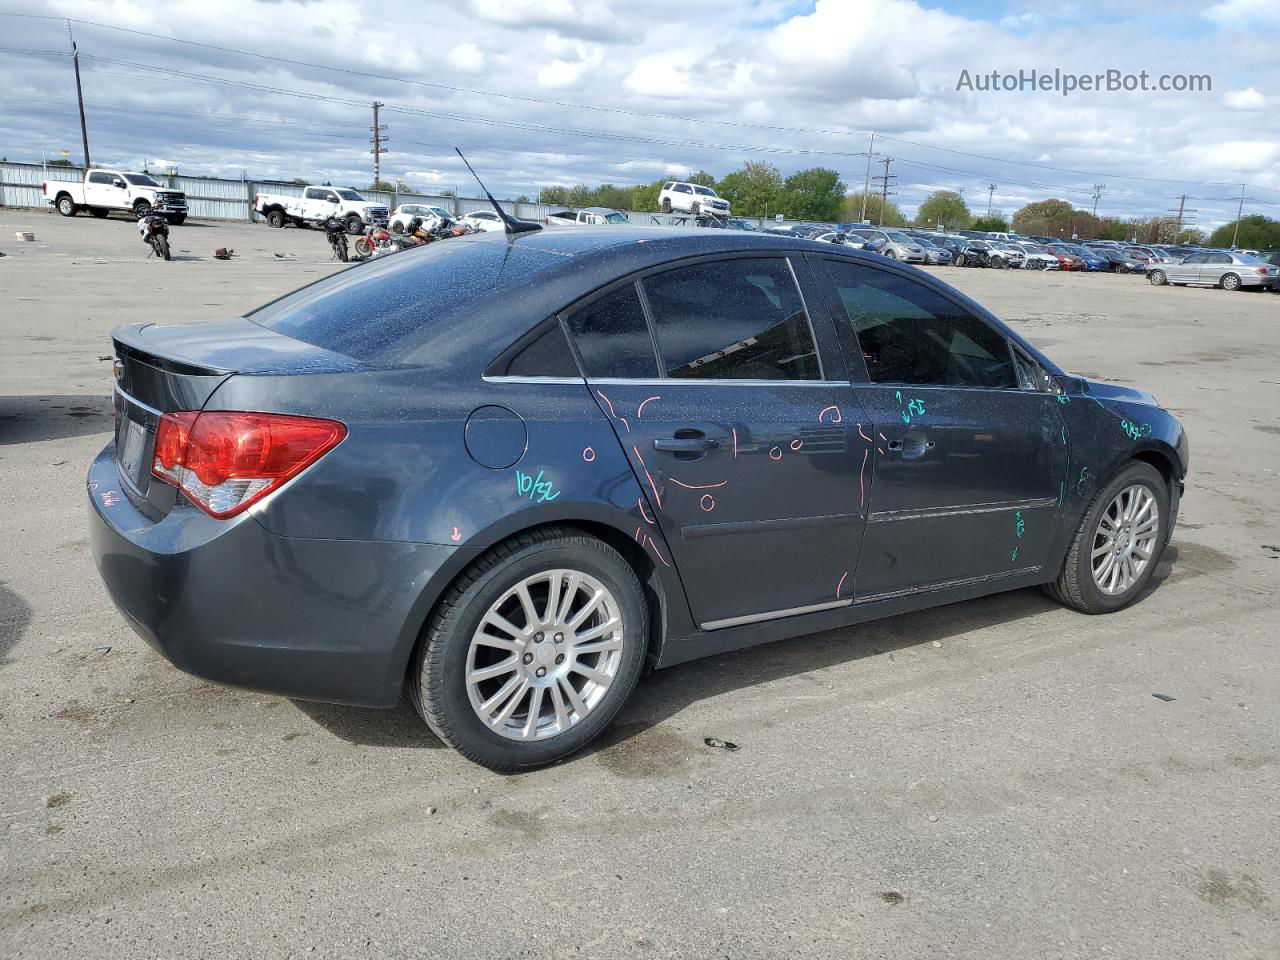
[536, 40, 604, 88]
[1204, 0, 1280, 27]
[446, 42, 485, 74]
[1224, 87, 1266, 110]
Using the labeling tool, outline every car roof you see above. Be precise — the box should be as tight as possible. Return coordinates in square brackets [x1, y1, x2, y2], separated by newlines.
[257, 225, 1060, 375]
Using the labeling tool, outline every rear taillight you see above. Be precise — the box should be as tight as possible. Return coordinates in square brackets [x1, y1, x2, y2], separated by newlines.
[151, 411, 345, 519]
[1257, 268, 1268, 276]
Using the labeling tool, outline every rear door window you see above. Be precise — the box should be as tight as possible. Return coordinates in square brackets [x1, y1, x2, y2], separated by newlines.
[564, 283, 659, 379]
[641, 258, 820, 380]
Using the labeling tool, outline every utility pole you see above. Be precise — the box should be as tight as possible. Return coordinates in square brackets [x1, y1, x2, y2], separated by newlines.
[1166, 194, 1196, 244]
[986, 183, 996, 219]
[1230, 184, 1246, 249]
[68, 22, 90, 169]
[859, 132, 875, 223]
[872, 158, 896, 227]
[370, 102, 388, 188]
[1090, 184, 1104, 219]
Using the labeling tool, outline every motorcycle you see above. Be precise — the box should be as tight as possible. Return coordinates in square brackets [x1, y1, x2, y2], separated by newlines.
[138, 213, 171, 261]
[353, 223, 396, 259]
[323, 215, 349, 262]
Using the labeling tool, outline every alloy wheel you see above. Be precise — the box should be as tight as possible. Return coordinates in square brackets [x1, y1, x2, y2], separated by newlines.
[465, 570, 624, 741]
[1091, 484, 1160, 595]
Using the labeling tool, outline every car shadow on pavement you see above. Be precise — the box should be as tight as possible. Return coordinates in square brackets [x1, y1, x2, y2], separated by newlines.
[0, 394, 113, 445]
[291, 697, 446, 749]
[288, 551, 1178, 758]
[0, 579, 33, 670]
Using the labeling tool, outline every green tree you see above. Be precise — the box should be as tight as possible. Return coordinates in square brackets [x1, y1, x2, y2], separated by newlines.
[716, 161, 784, 218]
[1093, 219, 1129, 241]
[632, 178, 667, 212]
[1177, 227, 1207, 245]
[594, 184, 633, 210]
[1010, 199, 1092, 237]
[842, 192, 907, 227]
[687, 169, 717, 187]
[513, 194, 531, 204]
[539, 186, 569, 205]
[367, 181, 396, 192]
[913, 190, 971, 230]
[1207, 215, 1280, 249]
[565, 184, 594, 207]
[971, 215, 1009, 232]
[48, 157, 73, 166]
[777, 167, 845, 221]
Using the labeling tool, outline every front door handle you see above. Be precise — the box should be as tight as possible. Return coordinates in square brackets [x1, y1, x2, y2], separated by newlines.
[888, 430, 934, 460]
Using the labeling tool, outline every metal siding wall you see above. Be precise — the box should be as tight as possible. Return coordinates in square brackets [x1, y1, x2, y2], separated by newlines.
[0, 162, 770, 231]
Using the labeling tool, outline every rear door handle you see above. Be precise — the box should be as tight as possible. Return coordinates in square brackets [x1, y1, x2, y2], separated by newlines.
[654, 436, 719, 452]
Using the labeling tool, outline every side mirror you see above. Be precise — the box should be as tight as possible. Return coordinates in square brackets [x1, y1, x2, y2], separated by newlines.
[327, 196, 338, 203]
[112, 179, 126, 189]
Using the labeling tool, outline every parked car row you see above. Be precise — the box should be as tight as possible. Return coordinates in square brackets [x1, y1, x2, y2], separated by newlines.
[727, 222, 1278, 293]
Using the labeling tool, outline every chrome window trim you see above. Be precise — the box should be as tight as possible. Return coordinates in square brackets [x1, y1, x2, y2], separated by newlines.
[583, 377, 852, 387]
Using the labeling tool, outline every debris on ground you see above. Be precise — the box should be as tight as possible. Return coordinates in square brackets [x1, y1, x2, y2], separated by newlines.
[213, 248, 235, 260]
[880, 891, 904, 905]
[46, 791, 71, 808]
[704, 737, 739, 751]
[1153, 693, 1176, 702]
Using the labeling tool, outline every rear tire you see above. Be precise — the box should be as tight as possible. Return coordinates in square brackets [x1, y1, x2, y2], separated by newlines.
[1044, 461, 1169, 614]
[155, 234, 171, 261]
[166, 214, 186, 226]
[56, 195, 77, 217]
[266, 209, 285, 229]
[390, 220, 404, 234]
[1148, 269, 1167, 285]
[1221, 273, 1241, 291]
[89, 207, 109, 218]
[411, 527, 649, 771]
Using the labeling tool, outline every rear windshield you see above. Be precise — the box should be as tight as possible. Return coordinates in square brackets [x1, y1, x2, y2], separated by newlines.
[247, 239, 566, 362]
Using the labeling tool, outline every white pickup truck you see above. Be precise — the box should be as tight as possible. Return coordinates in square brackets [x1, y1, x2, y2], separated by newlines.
[545, 207, 629, 226]
[43, 170, 189, 224]
[254, 186, 389, 234]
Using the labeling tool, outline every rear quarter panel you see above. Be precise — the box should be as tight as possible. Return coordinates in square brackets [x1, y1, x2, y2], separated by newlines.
[204, 368, 695, 632]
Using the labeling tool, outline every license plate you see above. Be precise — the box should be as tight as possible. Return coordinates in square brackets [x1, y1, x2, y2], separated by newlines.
[117, 416, 150, 492]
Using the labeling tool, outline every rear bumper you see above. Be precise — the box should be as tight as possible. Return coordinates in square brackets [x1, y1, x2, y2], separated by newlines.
[88, 443, 464, 707]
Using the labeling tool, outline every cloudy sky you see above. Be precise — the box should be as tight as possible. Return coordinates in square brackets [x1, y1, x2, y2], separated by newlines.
[2, 0, 1277, 228]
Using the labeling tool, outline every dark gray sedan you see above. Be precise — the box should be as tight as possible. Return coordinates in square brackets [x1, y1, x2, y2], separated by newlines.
[90, 226, 1189, 769]
[1148, 250, 1278, 290]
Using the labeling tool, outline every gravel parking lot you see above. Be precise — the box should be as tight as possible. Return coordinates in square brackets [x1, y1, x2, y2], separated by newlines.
[2, 212, 1278, 959]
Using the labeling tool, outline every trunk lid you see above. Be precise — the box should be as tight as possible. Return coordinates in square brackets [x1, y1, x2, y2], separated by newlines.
[110, 319, 362, 514]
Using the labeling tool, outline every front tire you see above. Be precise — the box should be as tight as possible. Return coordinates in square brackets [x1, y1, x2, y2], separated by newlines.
[1148, 269, 1167, 285]
[390, 220, 404, 234]
[345, 214, 364, 235]
[133, 201, 152, 220]
[660, 198, 672, 214]
[411, 528, 649, 771]
[1045, 461, 1169, 614]
[56, 195, 77, 217]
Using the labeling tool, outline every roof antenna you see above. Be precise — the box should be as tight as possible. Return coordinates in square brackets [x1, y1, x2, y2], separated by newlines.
[455, 148, 541, 235]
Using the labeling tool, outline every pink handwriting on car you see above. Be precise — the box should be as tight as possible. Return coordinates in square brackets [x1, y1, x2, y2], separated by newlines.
[515, 469, 561, 503]
[101, 490, 119, 507]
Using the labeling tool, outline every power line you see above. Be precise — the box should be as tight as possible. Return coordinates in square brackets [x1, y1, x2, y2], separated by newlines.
[3, 13, 1278, 197]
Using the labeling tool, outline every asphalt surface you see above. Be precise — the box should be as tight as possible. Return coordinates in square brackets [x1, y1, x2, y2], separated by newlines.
[2, 212, 1278, 959]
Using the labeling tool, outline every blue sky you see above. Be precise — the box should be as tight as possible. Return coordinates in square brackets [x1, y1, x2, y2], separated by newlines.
[1, 0, 1276, 229]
